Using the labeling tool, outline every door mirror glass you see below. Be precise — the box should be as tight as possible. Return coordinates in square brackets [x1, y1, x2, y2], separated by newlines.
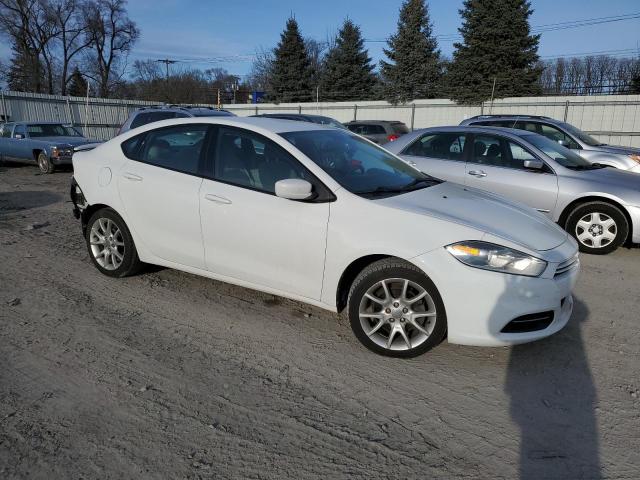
[275, 178, 313, 200]
[523, 159, 544, 170]
[14, 133, 24, 139]
[557, 139, 568, 147]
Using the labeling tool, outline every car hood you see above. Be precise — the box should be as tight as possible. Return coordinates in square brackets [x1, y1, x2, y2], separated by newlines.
[32, 136, 94, 146]
[376, 182, 568, 252]
[592, 144, 640, 156]
[565, 165, 640, 189]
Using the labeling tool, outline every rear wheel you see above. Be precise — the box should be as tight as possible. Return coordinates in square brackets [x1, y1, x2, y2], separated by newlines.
[86, 208, 141, 277]
[37, 152, 55, 174]
[347, 258, 447, 358]
[566, 201, 628, 255]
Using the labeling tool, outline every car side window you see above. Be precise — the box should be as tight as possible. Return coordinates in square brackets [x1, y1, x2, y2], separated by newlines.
[539, 124, 580, 149]
[126, 124, 208, 175]
[507, 141, 539, 169]
[130, 111, 177, 130]
[469, 134, 506, 167]
[368, 125, 386, 135]
[213, 127, 309, 194]
[13, 124, 26, 138]
[1, 124, 14, 138]
[403, 133, 467, 161]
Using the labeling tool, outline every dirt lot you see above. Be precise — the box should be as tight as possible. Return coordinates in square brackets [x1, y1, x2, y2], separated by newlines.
[0, 162, 638, 480]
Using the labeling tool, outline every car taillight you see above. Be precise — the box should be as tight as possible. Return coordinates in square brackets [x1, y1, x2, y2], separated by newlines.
[387, 134, 399, 142]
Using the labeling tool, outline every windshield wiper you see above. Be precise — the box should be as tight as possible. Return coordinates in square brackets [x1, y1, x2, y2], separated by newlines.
[356, 177, 437, 196]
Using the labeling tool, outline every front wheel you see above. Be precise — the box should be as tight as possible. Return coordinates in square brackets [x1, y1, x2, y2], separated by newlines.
[347, 258, 447, 358]
[566, 201, 628, 255]
[86, 208, 142, 277]
[37, 152, 55, 174]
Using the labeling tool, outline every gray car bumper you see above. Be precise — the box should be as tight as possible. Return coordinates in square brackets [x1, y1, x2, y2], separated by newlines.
[628, 205, 640, 244]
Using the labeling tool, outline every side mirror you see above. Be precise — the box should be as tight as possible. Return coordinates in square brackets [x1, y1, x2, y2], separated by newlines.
[14, 134, 24, 139]
[275, 178, 313, 201]
[557, 139, 568, 147]
[524, 159, 544, 170]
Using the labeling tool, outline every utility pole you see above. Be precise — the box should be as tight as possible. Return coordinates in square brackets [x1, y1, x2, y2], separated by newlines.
[156, 59, 177, 80]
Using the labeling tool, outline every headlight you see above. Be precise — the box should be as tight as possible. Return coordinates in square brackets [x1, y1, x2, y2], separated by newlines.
[445, 241, 547, 277]
[628, 154, 640, 164]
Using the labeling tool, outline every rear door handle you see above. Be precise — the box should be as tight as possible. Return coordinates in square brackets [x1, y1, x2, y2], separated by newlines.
[122, 172, 143, 181]
[468, 170, 487, 178]
[204, 194, 232, 205]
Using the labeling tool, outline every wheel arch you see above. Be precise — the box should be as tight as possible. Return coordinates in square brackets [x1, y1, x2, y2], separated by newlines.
[559, 195, 633, 242]
[32, 148, 44, 160]
[336, 254, 403, 312]
[81, 203, 116, 234]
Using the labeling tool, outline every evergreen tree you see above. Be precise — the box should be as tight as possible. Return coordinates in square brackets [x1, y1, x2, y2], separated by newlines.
[6, 40, 44, 93]
[631, 68, 640, 94]
[68, 68, 89, 97]
[320, 19, 376, 101]
[268, 17, 313, 103]
[381, 0, 441, 103]
[446, 0, 542, 104]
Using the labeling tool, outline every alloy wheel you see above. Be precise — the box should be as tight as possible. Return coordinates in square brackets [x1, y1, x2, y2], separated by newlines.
[358, 278, 437, 351]
[89, 217, 125, 270]
[575, 212, 617, 249]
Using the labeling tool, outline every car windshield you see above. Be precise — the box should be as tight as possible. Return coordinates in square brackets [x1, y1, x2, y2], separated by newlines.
[558, 122, 603, 146]
[27, 124, 82, 137]
[281, 129, 440, 197]
[524, 134, 600, 169]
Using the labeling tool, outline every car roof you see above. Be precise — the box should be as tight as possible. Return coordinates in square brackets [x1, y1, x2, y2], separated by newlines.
[345, 120, 406, 125]
[408, 125, 542, 140]
[463, 115, 560, 124]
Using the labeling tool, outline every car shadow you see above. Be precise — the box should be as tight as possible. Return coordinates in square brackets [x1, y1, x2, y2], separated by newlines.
[0, 191, 63, 216]
[506, 296, 600, 479]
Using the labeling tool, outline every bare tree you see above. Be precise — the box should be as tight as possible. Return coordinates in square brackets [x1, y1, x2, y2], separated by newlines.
[0, 0, 59, 93]
[49, 0, 91, 95]
[82, 0, 139, 97]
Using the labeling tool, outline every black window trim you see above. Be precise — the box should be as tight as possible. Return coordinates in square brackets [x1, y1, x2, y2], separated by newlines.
[467, 132, 556, 175]
[205, 125, 336, 203]
[120, 123, 213, 178]
[400, 131, 470, 163]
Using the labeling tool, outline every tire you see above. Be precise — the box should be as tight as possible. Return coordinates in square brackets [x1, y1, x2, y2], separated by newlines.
[85, 208, 142, 277]
[566, 201, 628, 255]
[347, 258, 447, 358]
[37, 152, 55, 174]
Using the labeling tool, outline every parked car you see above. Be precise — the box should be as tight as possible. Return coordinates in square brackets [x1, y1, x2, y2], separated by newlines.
[386, 126, 640, 254]
[460, 115, 640, 172]
[70, 117, 579, 357]
[117, 105, 235, 135]
[344, 120, 410, 144]
[251, 113, 347, 129]
[0, 121, 96, 173]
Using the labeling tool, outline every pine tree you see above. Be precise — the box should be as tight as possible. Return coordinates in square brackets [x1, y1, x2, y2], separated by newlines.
[381, 0, 441, 103]
[268, 17, 313, 103]
[6, 40, 44, 93]
[68, 68, 89, 97]
[446, 0, 542, 104]
[320, 19, 376, 101]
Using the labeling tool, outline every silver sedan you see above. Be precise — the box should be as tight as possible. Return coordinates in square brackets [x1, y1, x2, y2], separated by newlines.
[386, 126, 640, 255]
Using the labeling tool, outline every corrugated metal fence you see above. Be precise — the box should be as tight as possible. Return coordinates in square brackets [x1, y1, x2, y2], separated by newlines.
[1, 90, 639, 146]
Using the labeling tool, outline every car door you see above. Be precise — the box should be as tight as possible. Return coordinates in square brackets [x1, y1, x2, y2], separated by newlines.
[398, 131, 468, 184]
[12, 124, 33, 162]
[465, 133, 558, 215]
[199, 125, 330, 300]
[0, 123, 14, 161]
[117, 123, 209, 268]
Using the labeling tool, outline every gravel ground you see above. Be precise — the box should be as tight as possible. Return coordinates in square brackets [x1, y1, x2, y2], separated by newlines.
[1, 163, 639, 480]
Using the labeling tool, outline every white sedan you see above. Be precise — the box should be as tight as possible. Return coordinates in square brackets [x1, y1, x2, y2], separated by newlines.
[71, 117, 580, 357]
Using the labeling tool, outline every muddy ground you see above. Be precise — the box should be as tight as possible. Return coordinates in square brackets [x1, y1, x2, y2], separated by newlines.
[0, 162, 638, 479]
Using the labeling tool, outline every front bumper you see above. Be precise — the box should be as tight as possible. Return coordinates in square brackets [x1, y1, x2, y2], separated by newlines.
[51, 155, 73, 166]
[411, 241, 579, 347]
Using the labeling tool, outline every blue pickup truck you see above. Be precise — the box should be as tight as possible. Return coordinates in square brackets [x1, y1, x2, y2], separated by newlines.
[0, 122, 97, 173]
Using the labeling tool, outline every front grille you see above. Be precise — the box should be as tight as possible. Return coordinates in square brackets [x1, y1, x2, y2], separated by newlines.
[554, 254, 579, 278]
[501, 311, 554, 333]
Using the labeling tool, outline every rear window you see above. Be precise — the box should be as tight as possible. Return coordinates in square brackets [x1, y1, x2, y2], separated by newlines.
[392, 123, 409, 134]
[130, 111, 177, 130]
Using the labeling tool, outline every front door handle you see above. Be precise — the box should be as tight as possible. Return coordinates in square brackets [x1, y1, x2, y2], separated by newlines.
[122, 172, 143, 181]
[204, 194, 232, 205]
[468, 170, 487, 178]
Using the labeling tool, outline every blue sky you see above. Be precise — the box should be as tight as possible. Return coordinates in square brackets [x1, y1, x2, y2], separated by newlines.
[2, 0, 639, 80]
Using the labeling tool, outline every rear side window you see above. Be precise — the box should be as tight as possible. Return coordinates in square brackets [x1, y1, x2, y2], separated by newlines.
[0, 124, 12, 138]
[403, 132, 467, 161]
[121, 124, 209, 175]
[130, 111, 177, 130]
[13, 124, 26, 137]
